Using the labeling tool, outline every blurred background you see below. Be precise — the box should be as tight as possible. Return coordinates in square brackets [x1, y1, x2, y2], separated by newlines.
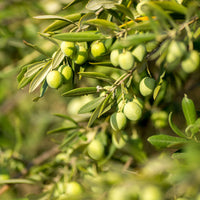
[0, 0, 70, 199]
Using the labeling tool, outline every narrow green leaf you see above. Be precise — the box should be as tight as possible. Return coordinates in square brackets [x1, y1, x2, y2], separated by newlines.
[17, 65, 28, 83]
[25, 61, 46, 78]
[52, 31, 107, 42]
[29, 61, 52, 93]
[53, 113, 78, 125]
[52, 48, 65, 69]
[23, 40, 49, 57]
[148, 134, 188, 149]
[34, 15, 74, 24]
[111, 33, 156, 50]
[114, 4, 134, 19]
[84, 19, 120, 31]
[18, 74, 35, 89]
[33, 80, 48, 102]
[78, 72, 115, 84]
[62, 87, 98, 97]
[168, 112, 186, 138]
[44, 13, 82, 33]
[88, 103, 103, 127]
[78, 96, 105, 114]
[61, 131, 80, 147]
[47, 126, 77, 134]
[79, 13, 97, 29]
[0, 179, 35, 185]
[39, 32, 59, 46]
[86, 0, 121, 10]
[98, 92, 113, 117]
[154, 1, 187, 15]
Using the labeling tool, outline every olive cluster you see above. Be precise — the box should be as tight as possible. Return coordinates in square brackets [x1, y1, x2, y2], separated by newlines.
[46, 65, 73, 89]
[166, 40, 200, 73]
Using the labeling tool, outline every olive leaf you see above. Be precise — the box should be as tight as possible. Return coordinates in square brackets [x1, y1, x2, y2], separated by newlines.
[148, 134, 188, 149]
[43, 13, 81, 33]
[62, 87, 98, 97]
[29, 61, 52, 93]
[52, 31, 107, 42]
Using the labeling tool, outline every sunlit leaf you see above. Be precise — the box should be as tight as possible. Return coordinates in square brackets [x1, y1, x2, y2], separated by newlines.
[43, 13, 81, 33]
[25, 61, 46, 78]
[52, 48, 65, 69]
[29, 61, 52, 93]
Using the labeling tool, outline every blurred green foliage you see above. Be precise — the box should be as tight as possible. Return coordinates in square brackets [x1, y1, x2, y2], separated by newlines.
[1, 0, 200, 200]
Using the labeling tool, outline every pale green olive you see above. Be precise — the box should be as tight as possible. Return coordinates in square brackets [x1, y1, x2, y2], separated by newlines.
[60, 41, 75, 57]
[74, 44, 88, 65]
[110, 112, 127, 131]
[46, 70, 63, 89]
[118, 50, 135, 70]
[66, 181, 83, 198]
[87, 139, 104, 160]
[181, 50, 199, 73]
[59, 65, 73, 82]
[139, 77, 156, 97]
[132, 44, 146, 62]
[110, 49, 121, 67]
[123, 101, 142, 121]
[91, 41, 106, 58]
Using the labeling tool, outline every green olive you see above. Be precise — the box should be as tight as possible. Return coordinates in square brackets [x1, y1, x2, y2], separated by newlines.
[181, 50, 199, 73]
[110, 49, 121, 67]
[123, 101, 142, 121]
[151, 111, 168, 128]
[132, 44, 146, 62]
[59, 65, 73, 83]
[74, 44, 88, 65]
[132, 97, 144, 109]
[110, 112, 127, 131]
[119, 50, 135, 70]
[139, 77, 156, 97]
[66, 181, 83, 198]
[91, 41, 106, 58]
[87, 139, 104, 160]
[112, 131, 128, 149]
[46, 70, 63, 89]
[140, 186, 163, 200]
[60, 41, 75, 57]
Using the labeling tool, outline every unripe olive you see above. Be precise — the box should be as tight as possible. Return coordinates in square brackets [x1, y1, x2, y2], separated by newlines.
[66, 181, 83, 198]
[123, 101, 142, 121]
[74, 44, 88, 65]
[91, 41, 106, 58]
[139, 77, 156, 97]
[118, 50, 135, 70]
[110, 49, 121, 67]
[46, 70, 63, 89]
[132, 44, 146, 62]
[112, 131, 128, 149]
[166, 40, 186, 64]
[181, 50, 199, 73]
[151, 111, 168, 128]
[60, 41, 75, 57]
[59, 65, 73, 82]
[140, 186, 163, 200]
[87, 139, 104, 160]
[110, 112, 127, 131]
